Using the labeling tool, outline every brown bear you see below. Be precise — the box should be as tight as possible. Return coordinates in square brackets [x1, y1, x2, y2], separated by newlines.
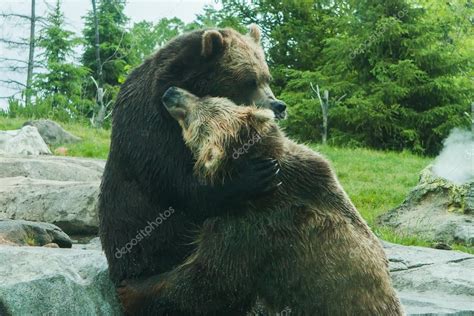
[119, 87, 404, 315]
[99, 25, 286, 315]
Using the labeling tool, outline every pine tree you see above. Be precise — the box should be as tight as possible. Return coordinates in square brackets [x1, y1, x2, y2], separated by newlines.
[264, 0, 473, 154]
[34, 0, 87, 118]
[130, 18, 186, 62]
[82, 0, 136, 89]
[318, 0, 473, 154]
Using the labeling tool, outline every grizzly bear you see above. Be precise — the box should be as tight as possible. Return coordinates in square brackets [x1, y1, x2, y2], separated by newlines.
[99, 25, 286, 314]
[118, 87, 404, 315]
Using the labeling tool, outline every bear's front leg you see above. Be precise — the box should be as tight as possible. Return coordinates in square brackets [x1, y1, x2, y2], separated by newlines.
[117, 274, 178, 316]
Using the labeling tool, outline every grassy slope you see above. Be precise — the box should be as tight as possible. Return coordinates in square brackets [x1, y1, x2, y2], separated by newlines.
[1, 117, 471, 253]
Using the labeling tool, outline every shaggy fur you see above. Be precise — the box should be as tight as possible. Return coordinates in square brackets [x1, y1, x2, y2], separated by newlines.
[99, 26, 283, 315]
[120, 88, 404, 315]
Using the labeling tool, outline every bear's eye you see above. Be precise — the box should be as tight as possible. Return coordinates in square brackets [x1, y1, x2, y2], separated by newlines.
[244, 79, 258, 89]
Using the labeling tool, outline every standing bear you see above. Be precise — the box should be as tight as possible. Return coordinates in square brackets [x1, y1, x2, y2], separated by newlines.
[119, 87, 404, 315]
[99, 25, 285, 315]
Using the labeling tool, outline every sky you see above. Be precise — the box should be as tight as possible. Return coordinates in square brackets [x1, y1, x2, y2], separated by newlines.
[0, 0, 221, 109]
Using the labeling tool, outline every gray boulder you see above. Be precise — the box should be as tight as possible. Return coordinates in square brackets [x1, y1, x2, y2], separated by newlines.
[0, 126, 51, 156]
[378, 166, 474, 246]
[385, 242, 474, 315]
[0, 219, 72, 248]
[0, 176, 100, 235]
[23, 119, 81, 145]
[0, 155, 104, 181]
[0, 245, 121, 316]
[0, 156, 104, 235]
[0, 241, 471, 315]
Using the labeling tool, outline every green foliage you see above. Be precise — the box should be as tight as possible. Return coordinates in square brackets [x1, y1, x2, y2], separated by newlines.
[3, 0, 471, 152]
[33, 0, 88, 119]
[82, 0, 137, 88]
[3, 96, 94, 123]
[221, 0, 473, 155]
[130, 18, 186, 62]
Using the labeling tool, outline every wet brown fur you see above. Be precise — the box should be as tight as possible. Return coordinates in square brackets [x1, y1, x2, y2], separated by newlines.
[148, 93, 405, 315]
[99, 25, 279, 315]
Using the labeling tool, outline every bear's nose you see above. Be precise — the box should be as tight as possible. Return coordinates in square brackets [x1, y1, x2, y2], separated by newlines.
[162, 87, 181, 108]
[270, 100, 287, 114]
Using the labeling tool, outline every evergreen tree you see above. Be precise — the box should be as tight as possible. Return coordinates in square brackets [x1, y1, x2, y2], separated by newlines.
[82, 0, 136, 88]
[250, 0, 473, 154]
[318, 0, 473, 154]
[34, 0, 87, 119]
[130, 17, 186, 62]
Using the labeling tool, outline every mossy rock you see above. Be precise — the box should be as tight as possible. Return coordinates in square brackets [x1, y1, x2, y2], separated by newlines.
[378, 165, 473, 245]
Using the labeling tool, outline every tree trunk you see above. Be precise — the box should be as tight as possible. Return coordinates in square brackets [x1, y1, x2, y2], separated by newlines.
[471, 102, 474, 134]
[322, 90, 329, 144]
[25, 0, 35, 107]
[92, 0, 102, 84]
[91, 0, 105, 128]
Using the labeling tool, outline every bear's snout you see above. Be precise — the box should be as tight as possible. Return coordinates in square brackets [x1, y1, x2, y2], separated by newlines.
[270, 100, 287, 119]
[162, 87, 182, 109]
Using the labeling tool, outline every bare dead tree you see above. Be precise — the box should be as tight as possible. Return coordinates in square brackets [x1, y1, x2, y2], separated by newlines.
[25, 0, 36, 107]
[90, 76, 113, 128]
[89, 0, 130, 128]
[310, 82, 346, 144]
[92, 0, 103, 85]
[89, 0, 109, 128]
[0, 0, 41, 105]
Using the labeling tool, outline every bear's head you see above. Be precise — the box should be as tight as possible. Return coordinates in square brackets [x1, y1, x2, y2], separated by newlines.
[162, 86, 285, 184]
[161, 24, 287, 120]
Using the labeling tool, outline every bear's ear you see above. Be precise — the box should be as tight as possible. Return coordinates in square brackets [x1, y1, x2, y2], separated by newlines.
[248, 24, 261, 44]
[201, 30, 224, 58]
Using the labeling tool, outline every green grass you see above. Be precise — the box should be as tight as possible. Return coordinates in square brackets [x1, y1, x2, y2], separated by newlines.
[311, 145, 430, 226]
[1, 116, 472, 253]
[312, 144, 473, 254]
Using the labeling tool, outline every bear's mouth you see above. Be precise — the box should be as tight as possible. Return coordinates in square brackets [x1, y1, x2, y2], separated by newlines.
[275, 110, 287, 120]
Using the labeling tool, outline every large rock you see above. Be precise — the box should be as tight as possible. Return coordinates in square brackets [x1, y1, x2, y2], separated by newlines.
[0, 156, 104, 235]
[0, 155, 104, 181]
[0, 126, 51, 155]
[0, 219, 72, 247]
[385, 242, 474, 315]
[23, 119, 81, 145]
[378, 166, 474, 246]
[0, 246, 121, 316]
[0, 242, 471, 315]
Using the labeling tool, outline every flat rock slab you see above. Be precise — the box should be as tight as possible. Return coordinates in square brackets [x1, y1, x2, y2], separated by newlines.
[0, 155, 104, 235]
[385, 242, 474, 315]
[0, 242, 471, 315]
[0, 176, 100, 235]
[0, 245, 121, 316]
[0, 155, 104, 181]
